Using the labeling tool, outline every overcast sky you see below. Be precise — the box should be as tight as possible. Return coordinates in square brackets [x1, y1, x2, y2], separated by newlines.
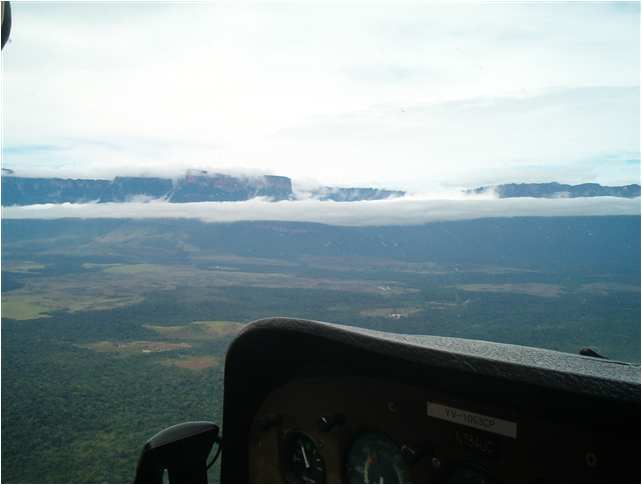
[2, 1, 640, 192]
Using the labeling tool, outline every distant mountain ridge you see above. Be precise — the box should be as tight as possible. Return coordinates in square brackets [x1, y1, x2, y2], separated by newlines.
[467, 182, 641, 199]
[3, 172, 639, 206]
[1, 170, 404, 206]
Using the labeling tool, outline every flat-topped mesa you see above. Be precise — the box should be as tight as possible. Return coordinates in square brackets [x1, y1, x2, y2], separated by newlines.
[1, 171, 296, 205]
[170, 173, 293, 202]
[0, 170, 404, 205]
[467, 182, 641, 199]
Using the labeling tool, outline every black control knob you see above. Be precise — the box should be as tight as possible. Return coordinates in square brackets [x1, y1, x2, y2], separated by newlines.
[317, 414, 345, 432]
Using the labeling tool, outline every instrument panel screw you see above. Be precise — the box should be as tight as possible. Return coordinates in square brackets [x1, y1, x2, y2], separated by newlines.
[431, 457, 441, 469]
[585, 452, 598, 468]
[387, 401, 398, 413]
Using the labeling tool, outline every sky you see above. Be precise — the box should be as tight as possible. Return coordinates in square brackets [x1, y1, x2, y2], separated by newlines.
[1, 1, 640, 192]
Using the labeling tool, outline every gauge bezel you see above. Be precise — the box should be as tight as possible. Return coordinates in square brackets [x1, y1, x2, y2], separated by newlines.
[344, 430, 410, 484]
[280, 429, 327, 484]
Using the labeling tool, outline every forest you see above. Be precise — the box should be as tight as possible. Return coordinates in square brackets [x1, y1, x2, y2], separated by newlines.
[1, 216, 640, 482]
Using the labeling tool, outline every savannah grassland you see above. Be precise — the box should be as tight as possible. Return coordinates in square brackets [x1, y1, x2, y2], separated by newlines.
[1, 217, 640, 483]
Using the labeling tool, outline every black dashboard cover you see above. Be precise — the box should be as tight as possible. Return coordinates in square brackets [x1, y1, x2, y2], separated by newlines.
[220, 317, 640, 483]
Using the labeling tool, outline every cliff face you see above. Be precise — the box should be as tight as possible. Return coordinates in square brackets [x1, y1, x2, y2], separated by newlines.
[170, 173, 294, 202]
[467, 182, 641, 199]
[1, 170, 410, 206]
[100, 177, 173, 202]
[1, 177, 111, 205]
[1, 173, 296, 206]
[4, 174, 638, 206]
[260, 176, 293, 200]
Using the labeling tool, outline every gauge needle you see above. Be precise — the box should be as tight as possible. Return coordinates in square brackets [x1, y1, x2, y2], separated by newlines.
[299, 443, 310, 469]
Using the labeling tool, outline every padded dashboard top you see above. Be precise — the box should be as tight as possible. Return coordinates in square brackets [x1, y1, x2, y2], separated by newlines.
[232, 317, 638, 398]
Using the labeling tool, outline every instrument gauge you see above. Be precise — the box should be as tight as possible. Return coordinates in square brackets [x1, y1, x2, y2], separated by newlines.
[346, 432, 409, 484]
[282, 431, 326, 484]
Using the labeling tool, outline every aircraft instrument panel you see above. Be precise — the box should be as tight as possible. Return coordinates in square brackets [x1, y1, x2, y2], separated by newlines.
[248, 376, 630, 483]
[220, 318, 640, 484]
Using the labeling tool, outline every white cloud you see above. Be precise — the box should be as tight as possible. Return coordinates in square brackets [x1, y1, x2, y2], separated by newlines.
[2, 196, 639, 227]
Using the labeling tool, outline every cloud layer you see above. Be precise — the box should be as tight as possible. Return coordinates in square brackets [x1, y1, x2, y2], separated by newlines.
[2, 196, 639, 227]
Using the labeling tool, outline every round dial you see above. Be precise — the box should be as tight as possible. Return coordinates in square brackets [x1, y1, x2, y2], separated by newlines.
[282, 431, 326, 484]
[346, 432, 409, 484]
